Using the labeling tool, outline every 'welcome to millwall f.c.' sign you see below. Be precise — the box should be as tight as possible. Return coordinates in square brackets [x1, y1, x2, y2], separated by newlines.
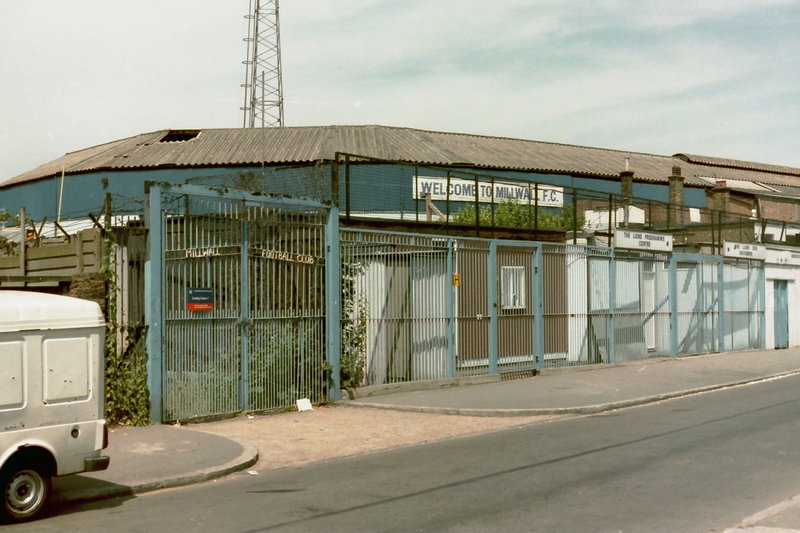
[413, 176, 563, 207]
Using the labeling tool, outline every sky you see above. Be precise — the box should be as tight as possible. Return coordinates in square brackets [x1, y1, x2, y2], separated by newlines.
[1, 0, 799, 182]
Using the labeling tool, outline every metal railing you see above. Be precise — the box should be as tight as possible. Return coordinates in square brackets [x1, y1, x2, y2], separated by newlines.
[341, 228, 764, 387]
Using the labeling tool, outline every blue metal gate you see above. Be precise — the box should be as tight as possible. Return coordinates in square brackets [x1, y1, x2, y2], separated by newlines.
[146, 184, 337, 422]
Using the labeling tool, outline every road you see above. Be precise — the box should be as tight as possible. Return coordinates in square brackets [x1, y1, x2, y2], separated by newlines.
[12, 374, 800, 532]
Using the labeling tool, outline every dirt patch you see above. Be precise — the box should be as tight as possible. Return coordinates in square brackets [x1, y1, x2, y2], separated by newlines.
[189, 404, 556, 470]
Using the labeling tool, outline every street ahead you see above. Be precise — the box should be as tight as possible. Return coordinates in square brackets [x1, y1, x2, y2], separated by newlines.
[12, 374, 800, 533]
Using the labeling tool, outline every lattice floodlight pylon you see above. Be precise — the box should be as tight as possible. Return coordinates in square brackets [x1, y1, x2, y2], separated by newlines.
[241, 0, 284, 128]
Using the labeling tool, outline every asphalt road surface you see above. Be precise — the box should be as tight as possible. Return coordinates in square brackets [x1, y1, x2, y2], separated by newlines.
[13, 374, 800, 533]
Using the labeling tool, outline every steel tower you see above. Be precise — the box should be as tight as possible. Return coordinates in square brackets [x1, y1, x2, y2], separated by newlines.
[241, 0, 284, 127]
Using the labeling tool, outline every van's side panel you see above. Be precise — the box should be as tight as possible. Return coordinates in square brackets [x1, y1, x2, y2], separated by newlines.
[0, 340, 25, 411]
[0, 329, 102, 429]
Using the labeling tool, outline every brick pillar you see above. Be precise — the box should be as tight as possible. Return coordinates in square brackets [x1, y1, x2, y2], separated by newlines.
[713, 180, 730, 213]
[668, 166, 685, 227]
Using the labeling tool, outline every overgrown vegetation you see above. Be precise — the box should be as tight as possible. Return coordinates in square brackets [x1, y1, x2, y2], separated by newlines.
[249, 321, 326, 407]
[0, 209, 20, 256]
[340, 255, 368, 392]
[451, 201, 585, 231]
[102, 232, 150, 426]
[163, 320, 327, 421]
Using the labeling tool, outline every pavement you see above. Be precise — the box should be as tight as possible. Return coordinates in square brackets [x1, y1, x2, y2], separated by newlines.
[49, 347, 800, 531]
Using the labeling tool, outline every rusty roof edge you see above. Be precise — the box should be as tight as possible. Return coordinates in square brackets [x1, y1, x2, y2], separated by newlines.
[0, 130, 171, 187]
[675, 152, 800, 177]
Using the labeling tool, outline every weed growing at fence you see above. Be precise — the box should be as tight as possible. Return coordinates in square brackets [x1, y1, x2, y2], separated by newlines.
[340, 256, 368, 392]
[250, 320, 325, 408]
[163, 350, 239, 421]
[163, 319, 327, 420]
[102, 233, 150, 426]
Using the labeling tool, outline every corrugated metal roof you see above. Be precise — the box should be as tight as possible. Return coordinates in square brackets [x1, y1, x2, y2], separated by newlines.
[675, 153, 800, 177]
[3, 125, 798, 191]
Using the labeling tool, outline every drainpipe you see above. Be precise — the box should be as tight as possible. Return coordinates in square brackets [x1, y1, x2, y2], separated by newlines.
[620, 159, 633, 228]
[713, 180, 730, 251]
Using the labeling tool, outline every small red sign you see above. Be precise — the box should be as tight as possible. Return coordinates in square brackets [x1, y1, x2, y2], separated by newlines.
[187, 302, 214, 311]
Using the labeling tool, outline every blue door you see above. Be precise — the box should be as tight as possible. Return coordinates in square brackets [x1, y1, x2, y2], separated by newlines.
[774, 280, 789, 349]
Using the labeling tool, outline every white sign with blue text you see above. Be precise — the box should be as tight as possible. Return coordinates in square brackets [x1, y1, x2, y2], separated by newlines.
[614, 229, 673, 252]
[413, 176, 563, 207]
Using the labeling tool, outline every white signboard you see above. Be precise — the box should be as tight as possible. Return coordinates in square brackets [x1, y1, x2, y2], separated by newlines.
[765, 250, 800, 265]
[614, 229, 673, 252]
[413, 176, 563, 207]
[723, 241, 766, 260]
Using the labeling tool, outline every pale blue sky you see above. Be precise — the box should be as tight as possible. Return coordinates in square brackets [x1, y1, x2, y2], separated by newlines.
[1, 0, 798, 182]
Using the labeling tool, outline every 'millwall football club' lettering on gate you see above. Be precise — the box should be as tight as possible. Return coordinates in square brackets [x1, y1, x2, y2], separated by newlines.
[165, 246, 317, 264]
[250, 248, 317, 264]
[413, 176, 563, 207]
[165, 246, 241, 260]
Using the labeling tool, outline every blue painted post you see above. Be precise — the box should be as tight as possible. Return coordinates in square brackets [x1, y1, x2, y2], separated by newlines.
[717, 260, 725, 353]
[447, 238, 457, 378]
[239, 218, 250, 411]
[145, 183, 164, 423]
[488, 242, 499, 375]
[608, 248, 617, 364]
[326, 204, 342, 400]
[668, 253, 678, 358]
[758, 261, 766, 349]
[533, 245, 545, 371]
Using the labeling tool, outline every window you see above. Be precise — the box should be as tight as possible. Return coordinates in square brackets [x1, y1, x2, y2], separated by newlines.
[501, 266, 526, 310]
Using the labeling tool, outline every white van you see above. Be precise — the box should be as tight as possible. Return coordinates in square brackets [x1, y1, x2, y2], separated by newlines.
[0, 291, 110, 522]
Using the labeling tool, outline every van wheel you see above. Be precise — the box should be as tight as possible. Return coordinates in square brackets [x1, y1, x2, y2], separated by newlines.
[1, 462, 51, 523]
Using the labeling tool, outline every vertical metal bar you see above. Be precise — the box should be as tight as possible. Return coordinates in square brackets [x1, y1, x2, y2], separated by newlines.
[344, 155, 351, 221]
[533, 244, 544, 371]
[669, 253, 678, 358]
[572, 188, 578, 244]
[18, 207, 26, 278]
[145, 183, 164, 423]
[698, 262, 706, 352]
[447, 238, 456, 378]
[446, 171, 452, 226]
[534, 183, 539, 238]
[326, 204, 342, 400]
[414, 166, 420, 223]
[758, 260, 766, 349]
[490, 177, 496, 230]
[474, 174, 480, 231]
[526, 183, 532, 235]
[239, 218, 250, 411]
[608, 248, 616, 364]
[488, 241, 498, 374]
[717, 259, 725, 353]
